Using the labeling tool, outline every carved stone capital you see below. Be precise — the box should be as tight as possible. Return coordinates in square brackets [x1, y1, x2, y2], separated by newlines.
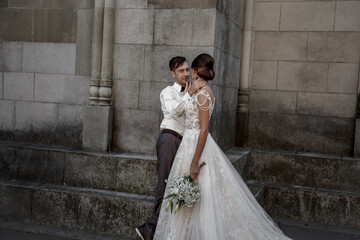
[100, 77, 113, 87]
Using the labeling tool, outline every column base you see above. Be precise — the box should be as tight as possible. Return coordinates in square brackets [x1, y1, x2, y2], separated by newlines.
[82, 106, 113, 152]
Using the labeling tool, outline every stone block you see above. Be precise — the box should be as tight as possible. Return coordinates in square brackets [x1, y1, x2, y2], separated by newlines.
[255, 2, 280, 31]
[14, 101, 57, 131]
[307, 32, 360, 62]
[76, 9, 93, 76]
[34, 74, 89, 105]
[8, 0, 42, 8]
[181, 46, 214, 66]
[0, 8, 33, 41]
[113, 80, 139, 108]
[277, 61, 327, 92]
[297, 92, 357, 118]
[0, 0, 8, 7]
[154, 9, 193, 45]
[148, 0, 216, 9]
[328, 63, 358, 94]
[34, 9, 77, 43]
[82, 106, 113, 151]
[280, 2, 335, 31]
[225, 21, 242, 58]
[139, 81, 169, 110]
[251, 61, 277, 90]
[0, 73, 2, 99]
[41, 0, 94, 9]
[22, 42, 76, 75]
[0, 100, 14, 131]
[354, 119, 360, 157]
[0, 42, 22, 72]
[295, 115, 325, 154]
[114, 9, 154, 44]
[335, 1, 360, 31]
[273, 114, 298, 151]
[56, 104, 83, 148]
[4, 72, 34, 101]
[113, 44, 145, 80]
[112, 108, 160, 154]
[192, 9, 216, 46]
[144, 45, 182, 82]
[339, 158, 360, 192]
[254, 32, 307, 61]
[0, 145, 17, 179]
[0, 185, 32, 221]
[116, 0, 147, 8]
[214, 11, 227, 52]
[250, 90, 297, 114]
[225, 55, 240, 88]
[212, 48, 225, 87]
[227, 0, 244, 27]
[247, 112, 275, 149]
[324, 118, 354, 156]
[17, 148, 65, 184]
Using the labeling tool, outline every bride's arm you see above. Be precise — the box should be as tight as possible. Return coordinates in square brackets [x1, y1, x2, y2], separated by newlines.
[190, 93, 210, 180]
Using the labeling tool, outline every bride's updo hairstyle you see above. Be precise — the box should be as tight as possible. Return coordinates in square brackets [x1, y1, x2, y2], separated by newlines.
[191, 53, 215, 81]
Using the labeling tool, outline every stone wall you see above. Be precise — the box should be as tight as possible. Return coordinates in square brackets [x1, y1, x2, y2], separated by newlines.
[0, 0, 93, 148]
[248, 0, 360, 155]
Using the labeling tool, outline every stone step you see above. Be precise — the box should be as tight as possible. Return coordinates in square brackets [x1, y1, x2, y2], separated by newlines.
[0, 179, 153, 239]
[0, 141, 251, 196]
[249, 149, 360, 192]
[260, 181, 360, 230]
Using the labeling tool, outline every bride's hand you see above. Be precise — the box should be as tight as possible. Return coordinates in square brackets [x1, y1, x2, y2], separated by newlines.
[190, 162, 200, 181]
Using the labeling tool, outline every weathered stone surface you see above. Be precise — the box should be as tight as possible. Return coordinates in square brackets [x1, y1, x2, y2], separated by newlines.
[139, 81, 169, 110]
[22, 43, 76, 75]
[335, 1, 360, 31]
[0, 8, 33, 41]
[250, 90, 297, 114]
[273, 114, 297, 151]
[34, 9, 77, 43]
[0, 185, 32, 221]
[324, 118, 354, 156]
[255, 2, 280, 31]
[225, 55, 241, 88]
[280, 2, 335, 31]
[41, 0, 94, 9]
[296, 115, 325, 154]
[327, 63, 358, 94]
[112, 80, 139, 108]
[225, 21, 242, 58]
[254, 32, 307, 61]
[297, 92, 357, 118]
[209, 111, 236, 152]
[0, 100, 14, 131]
[34, 74, 89, 105]
[251, 61, 277, 90]
[277, 61, 327, 92]
[149, 0, 216, 8]
[9, 0, 42, 8]
[307, 32, 360, 62]
[181, 46, 214, 66]
[18, 148, 65, 184]
[113, 44, 145, 80]
[0, 145, 17, 179]
[0, 0, 8, 7]
[339, 158, 360, 192]
[144, 45, 182, 82]
[4, 72, 34, 101]
[114, 9, 154, 44]
[116, 0, 147, 8]
[56, 104, 83, 148]
[14, 101, 57, 131]
[154, 9, 193, 45]
[192, 9, 216, 46]
[0, 73, 2, 99]
[113, 108, 160, 154]
[214, 11, 227, 52]
[0, 42, 22, 72]
[76, 9, 93, 76]
[247, 112, 275, 149]
[226, 0, 244, 27]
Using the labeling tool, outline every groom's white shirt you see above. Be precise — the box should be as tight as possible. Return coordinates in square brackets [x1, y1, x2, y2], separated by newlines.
[160, 82, 191, 136]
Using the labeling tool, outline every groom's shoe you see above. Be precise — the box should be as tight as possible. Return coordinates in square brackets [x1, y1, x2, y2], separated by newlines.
[135, 225, 151, 240]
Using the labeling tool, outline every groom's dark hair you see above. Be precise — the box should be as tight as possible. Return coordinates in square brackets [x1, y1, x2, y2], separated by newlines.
[169, 56, 187, 72]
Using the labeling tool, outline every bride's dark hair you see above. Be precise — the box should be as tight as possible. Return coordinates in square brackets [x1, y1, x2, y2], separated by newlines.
[191, 53, 215, 81]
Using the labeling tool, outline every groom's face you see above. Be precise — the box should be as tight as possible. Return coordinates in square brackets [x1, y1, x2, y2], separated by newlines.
[171, 61, 190, 87]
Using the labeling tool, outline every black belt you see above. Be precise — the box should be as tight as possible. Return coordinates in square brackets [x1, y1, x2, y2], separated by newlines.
[161, 129, 183, 141]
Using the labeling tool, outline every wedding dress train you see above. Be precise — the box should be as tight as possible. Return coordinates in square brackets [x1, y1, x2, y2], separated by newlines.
[154, 89, 291, 240]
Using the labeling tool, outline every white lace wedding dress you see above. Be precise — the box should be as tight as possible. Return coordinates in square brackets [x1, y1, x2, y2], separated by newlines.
[154, 88, 291, 240]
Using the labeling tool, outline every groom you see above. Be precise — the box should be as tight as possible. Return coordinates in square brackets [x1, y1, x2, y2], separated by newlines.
[136, 56, 205, 240]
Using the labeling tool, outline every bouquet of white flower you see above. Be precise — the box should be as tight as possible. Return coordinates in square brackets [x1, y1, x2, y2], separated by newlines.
[164, 162, 206, 214]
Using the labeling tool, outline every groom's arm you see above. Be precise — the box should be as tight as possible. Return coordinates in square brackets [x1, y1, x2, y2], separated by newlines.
[160, 89, 190, 117]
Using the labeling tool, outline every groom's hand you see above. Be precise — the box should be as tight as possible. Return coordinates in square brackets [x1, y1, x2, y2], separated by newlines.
[188, 80, 206, 96]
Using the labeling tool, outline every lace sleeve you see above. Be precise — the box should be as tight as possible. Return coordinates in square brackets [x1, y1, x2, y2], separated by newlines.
[195, 89, 212, 112]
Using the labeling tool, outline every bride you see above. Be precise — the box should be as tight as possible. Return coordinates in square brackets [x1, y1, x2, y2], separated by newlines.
[153, 53, 291, 240]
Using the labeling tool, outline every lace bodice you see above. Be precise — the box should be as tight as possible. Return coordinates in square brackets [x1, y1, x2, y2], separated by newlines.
[185, 88, 215, 130]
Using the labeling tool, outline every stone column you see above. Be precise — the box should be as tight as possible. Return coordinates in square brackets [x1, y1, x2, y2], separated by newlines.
[98, 0, 115, 106]
[235, 0, 253, 147]
[353, 95, 360, 157]
[89, 0, 104, 106]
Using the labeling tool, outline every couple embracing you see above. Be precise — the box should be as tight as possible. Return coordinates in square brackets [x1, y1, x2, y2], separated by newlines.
[136, 54, 291, 240]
